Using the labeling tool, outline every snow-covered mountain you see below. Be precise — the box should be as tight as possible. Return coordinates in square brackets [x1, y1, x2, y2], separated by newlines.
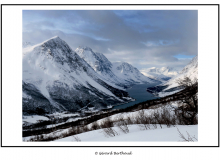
[147, 56, 198, 96]
[159, 67, 179, 77]
[75, 47, 129, 89]
[112, 62, 156, 84]
[22, 36, 132, 115]
[162, 56, 198, 91]
[75, 47, 156, 88]
[140, 67, 179, 82]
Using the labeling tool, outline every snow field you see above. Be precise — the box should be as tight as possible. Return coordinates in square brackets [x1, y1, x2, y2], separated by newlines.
[54, 125, 198, 142]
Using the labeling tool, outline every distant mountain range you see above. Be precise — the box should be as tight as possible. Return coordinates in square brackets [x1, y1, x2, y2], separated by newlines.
[75, 46, 156, 89]
[140, 67, 179, 82]
[147, 55, 198, 96]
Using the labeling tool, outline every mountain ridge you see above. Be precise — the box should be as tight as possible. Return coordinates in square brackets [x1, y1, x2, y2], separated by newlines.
[75, 46, 156, 88]
[22, 36, 133, 115]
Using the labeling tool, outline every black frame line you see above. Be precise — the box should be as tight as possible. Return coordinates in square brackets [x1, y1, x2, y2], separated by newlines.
[1, 4, 219, 147]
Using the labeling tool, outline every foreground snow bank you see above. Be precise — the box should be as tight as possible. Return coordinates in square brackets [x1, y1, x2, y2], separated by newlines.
[54, 125, 198, 142]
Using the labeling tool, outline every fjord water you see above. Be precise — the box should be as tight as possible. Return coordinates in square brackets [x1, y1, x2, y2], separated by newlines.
[113, 82, 161, 109]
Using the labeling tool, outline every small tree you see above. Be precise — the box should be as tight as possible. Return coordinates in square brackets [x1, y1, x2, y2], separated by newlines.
[175, 77, 198, 125]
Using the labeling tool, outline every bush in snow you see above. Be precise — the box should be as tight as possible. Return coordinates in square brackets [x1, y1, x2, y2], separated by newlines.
[115, 115, 129, 134]
[90, 121, 100, 131]
[101, 117, 118, 137]
[135, 110, 151, 130]
[73, 135, 81, 142]
[177, 128, 198, 142]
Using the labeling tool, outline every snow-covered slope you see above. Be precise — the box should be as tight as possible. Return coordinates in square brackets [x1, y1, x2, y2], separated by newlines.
[140, 67, 179, 82]
[54, 125, 197, 142]
[22, 36, 132, 115]
[53, 102, 197, 142]
[147, 56, 198, 96]
[75, 47, 112, 74]
[75, 47, 129, 89]
[163, 56, 198, 91]
[112, 62, 156, 84]
[75, 47, 155, 88]
[160, 67, 179, 77]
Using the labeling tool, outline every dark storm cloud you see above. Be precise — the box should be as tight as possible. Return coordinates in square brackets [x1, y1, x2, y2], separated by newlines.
[22, 10, 197, 70]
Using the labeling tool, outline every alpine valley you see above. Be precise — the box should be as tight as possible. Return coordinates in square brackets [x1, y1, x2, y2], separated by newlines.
[22, 37, 156, 115]
[22, 37, 198, 143]
[22, 36, 198, 117]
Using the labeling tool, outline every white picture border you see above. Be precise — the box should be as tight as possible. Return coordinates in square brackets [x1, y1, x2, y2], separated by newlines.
[1, 4, 219, 148]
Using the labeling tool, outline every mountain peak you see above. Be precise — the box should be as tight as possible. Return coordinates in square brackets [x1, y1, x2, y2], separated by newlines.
[76, 46, 93, 52]
[51, 35, 59, 39]
[42, 36, 62, 44]
[38, 36, 75, 55]
[23, 36, 77, 63]
[113, 61, 138, 72]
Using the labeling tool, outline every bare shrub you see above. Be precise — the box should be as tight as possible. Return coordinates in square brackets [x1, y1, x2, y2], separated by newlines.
[60, 131, 69, 138]
[82, 125, 90, 132]
[170, 115, 177, 127]
[101, 116, 118, 137]
[73, 135, 81, 142]
[177, 128, 197, 142]
[136, 110, 150, 130]
[68, 125, 84, 136]
[100, 117, 114, 128]
[160, 108, 172, 128]
[75, 126, 83, 134]
[102, 127, 118, 137]
[149, 116, 157, 129]
[116, 115, 129, 134]
[90, 121, 100, 131]
[153, 111, 163, 129]
[126, 115, 134, 125]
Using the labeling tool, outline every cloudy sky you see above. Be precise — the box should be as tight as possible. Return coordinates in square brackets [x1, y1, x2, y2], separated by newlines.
[23, 10, 197, 71]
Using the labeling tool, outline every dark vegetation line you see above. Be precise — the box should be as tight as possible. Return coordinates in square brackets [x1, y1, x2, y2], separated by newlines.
[23, 82, 198, 138]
